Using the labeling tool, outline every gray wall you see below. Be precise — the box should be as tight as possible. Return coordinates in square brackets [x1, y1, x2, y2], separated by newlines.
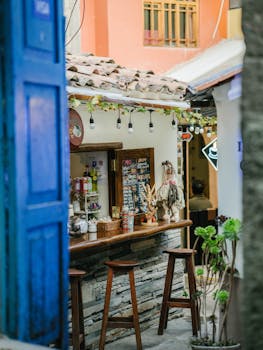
[242, 1, 263, 349]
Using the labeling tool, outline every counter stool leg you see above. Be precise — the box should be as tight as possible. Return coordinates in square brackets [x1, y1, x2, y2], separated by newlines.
[186, 257, 199, 336]
[129, 270, 142, 350]
[158, 254, 175, 335]
[71, 278, 81, 350]
[99, 268, 114, 350]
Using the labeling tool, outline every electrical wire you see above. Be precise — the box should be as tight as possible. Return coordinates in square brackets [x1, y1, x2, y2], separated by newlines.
[212, 0, 225, 39]
[65, 0, 78, 33]
[66, 0, 86, 47]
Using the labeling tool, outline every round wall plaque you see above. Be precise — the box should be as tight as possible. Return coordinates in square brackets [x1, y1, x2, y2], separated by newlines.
[69, 108, 84, 148]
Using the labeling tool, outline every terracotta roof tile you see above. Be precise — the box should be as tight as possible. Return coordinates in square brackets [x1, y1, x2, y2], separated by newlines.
[66, 53, 187, 101]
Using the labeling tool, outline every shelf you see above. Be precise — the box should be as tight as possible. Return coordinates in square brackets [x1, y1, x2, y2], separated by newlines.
[85, 192, 99, 197]
[87, 209, 100, 214]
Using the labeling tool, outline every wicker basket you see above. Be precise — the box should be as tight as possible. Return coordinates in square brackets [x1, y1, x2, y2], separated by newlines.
[97, 219, 121, 233]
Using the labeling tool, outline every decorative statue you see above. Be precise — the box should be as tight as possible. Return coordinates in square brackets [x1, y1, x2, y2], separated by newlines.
[141, 183, 158, 226]
[156, 160, 185, 222]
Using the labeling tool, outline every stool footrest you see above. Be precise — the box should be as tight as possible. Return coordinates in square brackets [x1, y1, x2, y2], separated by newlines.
[168, 297, 191, 308]
[108, 316, 134, 329]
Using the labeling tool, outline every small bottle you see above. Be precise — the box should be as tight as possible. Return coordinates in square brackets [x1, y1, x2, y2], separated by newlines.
[90, 161, 98, 192]
[122, 206, 129, 233]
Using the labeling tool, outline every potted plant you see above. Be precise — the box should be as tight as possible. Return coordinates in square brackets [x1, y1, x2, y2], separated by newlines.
[190, 217, 241, 350]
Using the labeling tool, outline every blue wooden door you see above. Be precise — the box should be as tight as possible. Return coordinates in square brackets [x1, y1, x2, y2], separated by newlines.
[1, 0, 69, 347]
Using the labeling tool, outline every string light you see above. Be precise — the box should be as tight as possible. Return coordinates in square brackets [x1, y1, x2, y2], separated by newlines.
[195, 125, 200, 134]
[207, 128, 212, 138]
[148, 109, 154, 133]
[128, 108, 134, 133]
[89, 112, 95, 129]
[171, 112, 177, 129]
[200, 126, 204, 134]
[178, 125, 183, 137]
[116, 109, 121, 129]
[189, 124, 195, 132]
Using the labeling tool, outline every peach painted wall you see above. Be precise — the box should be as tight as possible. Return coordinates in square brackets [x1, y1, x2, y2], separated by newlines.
[81, 0, 229, 73]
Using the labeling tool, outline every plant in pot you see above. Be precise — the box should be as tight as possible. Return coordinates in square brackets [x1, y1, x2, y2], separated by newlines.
[190, 217, 241, 350]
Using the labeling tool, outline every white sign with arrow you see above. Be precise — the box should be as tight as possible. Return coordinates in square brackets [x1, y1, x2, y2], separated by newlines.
[202, 138, 218, 171]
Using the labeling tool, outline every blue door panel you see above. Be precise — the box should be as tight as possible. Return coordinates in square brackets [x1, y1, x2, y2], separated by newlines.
[0, 0, 6, 332]
[28, 225, 60, 341]
[2, 0, 68, 347]
[25, 84, 59, 202]
[25, 0, 55, 54]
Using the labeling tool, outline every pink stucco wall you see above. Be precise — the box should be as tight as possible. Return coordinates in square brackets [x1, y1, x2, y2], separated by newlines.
[81, 0, 229, 73]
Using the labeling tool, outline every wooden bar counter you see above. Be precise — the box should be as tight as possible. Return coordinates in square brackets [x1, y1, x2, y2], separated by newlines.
[70, 219, 192, 255]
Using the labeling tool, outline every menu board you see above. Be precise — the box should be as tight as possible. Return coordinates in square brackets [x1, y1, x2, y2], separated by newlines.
[122, 157, 151, 213]
[110, 148, 155, 214]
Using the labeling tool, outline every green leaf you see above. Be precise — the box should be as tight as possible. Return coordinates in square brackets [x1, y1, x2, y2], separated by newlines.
[216, 290, 229, 305]
[196, 268, 204, 276]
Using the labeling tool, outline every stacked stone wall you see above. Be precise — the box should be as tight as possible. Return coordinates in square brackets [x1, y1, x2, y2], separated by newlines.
[71, 229, 184, 349]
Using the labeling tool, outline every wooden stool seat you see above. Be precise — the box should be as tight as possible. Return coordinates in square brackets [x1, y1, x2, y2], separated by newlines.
[158, 248, 200, 336]
[99, 260, 142, 350]
[69, 268, 87, 350]
[105, 260, 140, 270]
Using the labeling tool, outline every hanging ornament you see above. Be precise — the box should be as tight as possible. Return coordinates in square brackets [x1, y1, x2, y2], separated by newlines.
[148, 109, 154, 133]
[89, 112, 95, 129]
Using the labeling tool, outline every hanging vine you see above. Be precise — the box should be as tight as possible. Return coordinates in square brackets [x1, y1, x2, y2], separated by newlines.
[68, 95, 217, 128]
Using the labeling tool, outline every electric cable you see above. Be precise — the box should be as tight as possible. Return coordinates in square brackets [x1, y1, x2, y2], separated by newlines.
[66, 0, 86, 46]
[65, 0, 78, 34]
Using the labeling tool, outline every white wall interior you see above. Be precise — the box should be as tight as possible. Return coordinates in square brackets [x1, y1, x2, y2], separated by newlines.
[213, 81, 243, 276]
[70, 105, 179, 215]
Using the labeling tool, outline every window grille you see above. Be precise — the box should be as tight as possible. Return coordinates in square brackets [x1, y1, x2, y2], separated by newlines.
[144, 0, 198, 47]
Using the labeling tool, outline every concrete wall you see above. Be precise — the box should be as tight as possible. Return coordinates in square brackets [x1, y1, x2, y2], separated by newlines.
[71, 106, 179, 191]
[213, 82, 243, 276]
[71, 229, 183, 349]
[64, 0, 81, 54]
[79, 0, 228, 73]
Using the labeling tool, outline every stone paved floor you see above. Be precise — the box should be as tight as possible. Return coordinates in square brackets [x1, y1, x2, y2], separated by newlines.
[105, 315, 193, 350]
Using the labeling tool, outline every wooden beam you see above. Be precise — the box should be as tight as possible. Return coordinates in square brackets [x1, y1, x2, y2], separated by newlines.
[71, 142, 123, 153]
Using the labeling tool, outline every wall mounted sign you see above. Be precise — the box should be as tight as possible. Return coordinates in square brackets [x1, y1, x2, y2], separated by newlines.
[69, 108, 84, 148]
[178, 131, 193, 142]
[202, 138, 218, 171]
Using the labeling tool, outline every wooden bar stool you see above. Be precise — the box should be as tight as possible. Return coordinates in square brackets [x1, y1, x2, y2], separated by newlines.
[69, 268, 87, 350]
[99, 260, 142, 350]
[158, 248, 200, 336]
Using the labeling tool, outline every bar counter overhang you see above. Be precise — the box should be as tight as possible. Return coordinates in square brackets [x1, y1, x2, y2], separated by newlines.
[70, 219, 192, 255]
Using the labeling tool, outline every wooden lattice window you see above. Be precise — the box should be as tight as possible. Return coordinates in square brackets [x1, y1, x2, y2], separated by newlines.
[144, 0, 198, 47]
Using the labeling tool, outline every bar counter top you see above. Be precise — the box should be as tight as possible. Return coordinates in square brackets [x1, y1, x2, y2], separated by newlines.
[70, 219, 192, 254]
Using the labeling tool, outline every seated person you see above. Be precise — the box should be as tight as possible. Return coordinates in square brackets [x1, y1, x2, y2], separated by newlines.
[189, 180, 212, 211]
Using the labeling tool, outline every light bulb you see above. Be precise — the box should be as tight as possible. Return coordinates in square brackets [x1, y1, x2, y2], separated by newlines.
[207, 129, 212, 138]
[195, 126, 200, 134]
[172, 119, 176, 129]
[116, 117, 121, 129]
[89, 114, 95, 129]
[189, 124, 195, 132]
[200, 127, 204, 134]
[128, 122, 133, 133]
[149, 121, 154, 133]
[178, 126, 183, 137]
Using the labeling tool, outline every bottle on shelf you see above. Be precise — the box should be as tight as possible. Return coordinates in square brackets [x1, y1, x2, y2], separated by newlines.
[90, 161, 98, 192]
